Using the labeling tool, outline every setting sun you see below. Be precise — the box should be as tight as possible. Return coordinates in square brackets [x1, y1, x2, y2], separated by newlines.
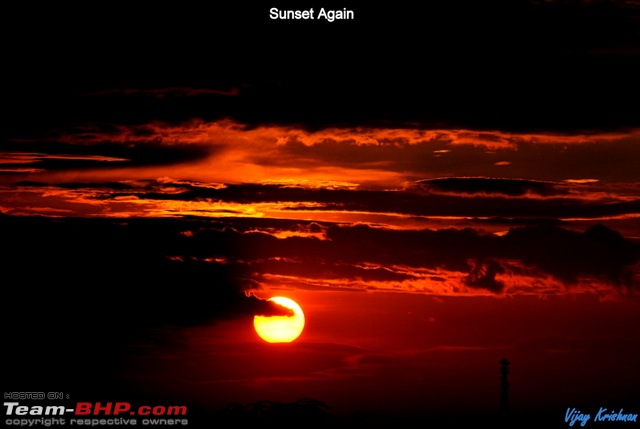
[253, 297, 305, 343]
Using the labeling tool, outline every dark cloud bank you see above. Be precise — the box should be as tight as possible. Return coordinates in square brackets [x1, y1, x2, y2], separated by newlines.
[4, 1, 640, 138]
[3, 214, 637, 337]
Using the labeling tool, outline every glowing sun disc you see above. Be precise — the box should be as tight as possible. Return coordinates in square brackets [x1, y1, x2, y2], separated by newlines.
[254, 297, 305, 343]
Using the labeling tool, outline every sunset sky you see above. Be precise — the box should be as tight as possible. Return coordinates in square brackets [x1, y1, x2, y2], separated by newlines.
[3, 2, 640, 427]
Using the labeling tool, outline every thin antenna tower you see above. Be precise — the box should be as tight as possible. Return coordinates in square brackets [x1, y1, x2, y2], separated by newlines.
[499, 358, 510, 418]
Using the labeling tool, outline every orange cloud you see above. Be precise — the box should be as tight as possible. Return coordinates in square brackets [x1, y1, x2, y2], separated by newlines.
[7, 120, 640, 188]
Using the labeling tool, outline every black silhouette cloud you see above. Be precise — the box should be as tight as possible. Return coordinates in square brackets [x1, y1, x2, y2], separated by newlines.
[415, 177, 565, 196]
[0, 140, 216, 172]
[0, 214, 290, 328]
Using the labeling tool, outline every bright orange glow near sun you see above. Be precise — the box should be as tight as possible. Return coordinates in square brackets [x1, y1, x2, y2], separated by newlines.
[253, 297, 305, 343]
